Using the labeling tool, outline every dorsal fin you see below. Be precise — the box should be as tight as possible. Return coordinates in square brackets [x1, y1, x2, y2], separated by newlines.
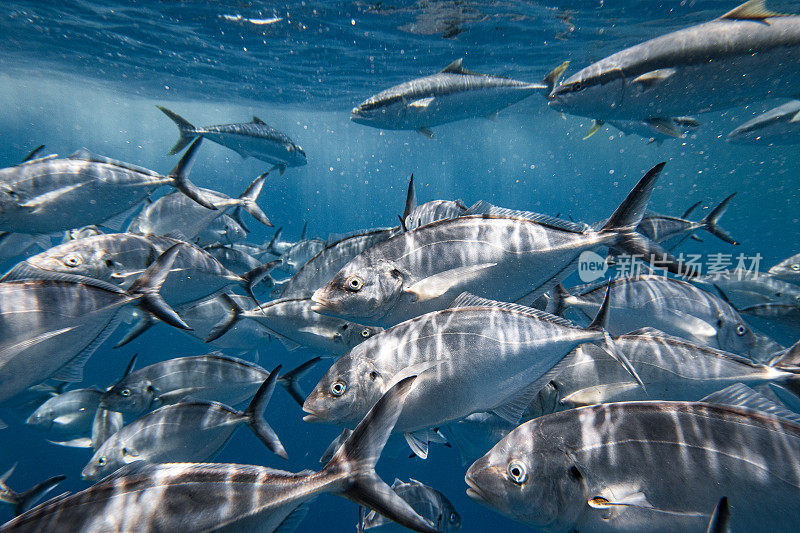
[448, 292, 576, 327]
[464, 205, 589, 233]
[701, 383, 800, 424]
[252, 116, 267, 125]
[719, 0, 788, 22]
[440, 58, 481, 75]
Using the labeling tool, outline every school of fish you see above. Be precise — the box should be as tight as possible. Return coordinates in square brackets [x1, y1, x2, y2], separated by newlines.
[0, 1, 798, 531]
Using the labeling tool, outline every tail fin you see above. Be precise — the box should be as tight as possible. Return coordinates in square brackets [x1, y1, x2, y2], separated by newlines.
[229, 207, 251, 235]
[265, 228, 283, 256]
[157, 106, 197, 155]
[126, 244, 191, 331]
[237, 172, 273, 227]
[601, 163, 694, 277]
[243, 367, 288, 459]
[0, 469, 66, 516]
[240, 260, 280, 301]
[205, 293, 244, 342]
[278, 357, 322, 406]
[586, 281, 646, 391]
[700, 193, 738, 245]
[167, 137, 217, 211]
[324, 376, 436, 533]
[546, 283, 574, 316]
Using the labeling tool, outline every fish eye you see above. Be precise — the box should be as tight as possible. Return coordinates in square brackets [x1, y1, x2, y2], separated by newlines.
[346, 276, 363, 292]
[330, 380, 347, 397]
[792, 264, 800, 272]
[736, 324, 747, 336]
[5, 189, 17, 198]
[360, 328, 371, 338]
[369, 371, 379, 380]
[450, 512, 458, 523]
[120, 388, 131, 397]
[507, 460, 527, 484]
[97, 457, 106, 466]
[776, 292, 783, 297]
[63, 254, 82, 267]
[572, 81, 583, 92]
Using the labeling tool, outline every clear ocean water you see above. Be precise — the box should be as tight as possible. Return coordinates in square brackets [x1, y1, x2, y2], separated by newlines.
[0, 1, 798, 531]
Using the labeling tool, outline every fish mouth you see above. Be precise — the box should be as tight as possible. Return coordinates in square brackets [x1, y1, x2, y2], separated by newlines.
[310, 289, 330, 312]
[465, 477, 487, 503]
[302, 411, 323, 423]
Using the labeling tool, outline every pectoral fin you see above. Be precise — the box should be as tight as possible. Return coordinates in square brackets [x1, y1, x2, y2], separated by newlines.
[404, 263, 497, 302]
[589, 492, 653, 510]
[664, 309, 718, 343]
[631, 68, 676, 92]
[583, 120, 605, 140]
[561, 382, 641, 407]
[408, 97, 434, 108]
[19, 182, 89, 212]
[645, 118, 681, 138]
[790, 110, 800, 123]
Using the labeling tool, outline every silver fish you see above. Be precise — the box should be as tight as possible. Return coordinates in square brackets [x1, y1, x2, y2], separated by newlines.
[311, 163, 688, 326]
[276, 237, 327, 274]
[158, 106, 307, 171]
[695, 269, 800, 310]
[768, 251, 800, 283]
[25, 387, 101, 439]
[351, 59, 545, 137]
[174, 292, 269, 352]
[727, 100, 800, 145]
[303, 289, 640, 458]
[398, 173, 469, 232]
[278, 227, 401, 298]
[207, 295, 383, 355]
[3, 377, 438, 533]
[583, 116, 700, 143]
[264, 223, 308, 257]
[3, 234, 274, 307]
[465, 385, 800, 532]
[0, 138, 213, 234]
[82, 368, 287, 481]
[195, 213, 249, 245]
[635, 194, 737, 246]
[203, 243, 265, 276]
[358, 478, 460, 532]
[530, 328, 800, 412]
[100, 352, 318, 415]
[548, 1, 800, 121]
[126, 172, 272, 240]
[550, 275, 763, 358]
[0, 245, 189, 410]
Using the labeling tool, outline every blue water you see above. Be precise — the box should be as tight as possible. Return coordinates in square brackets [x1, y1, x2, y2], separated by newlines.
[0, 1, 799, 531]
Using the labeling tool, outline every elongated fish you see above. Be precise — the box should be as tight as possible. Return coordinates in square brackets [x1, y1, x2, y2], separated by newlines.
[0, 138, 213, 234]
[275, 237, 327, 274]
[82, 369, 287, 481]
[311, 163, 689, 326]
[278, 227, 401, 298]
[100, 353, 318, 415]
[550, 275, 769, 357]
[157, 106, 307, 172]
[3, 234, 274, 307]
[25, 387, 102, 439]
[358, 478, 461, 532]
[727, 100, 800, 144]
[527, 328, 800, 413]
[1, 377, 438, 533]
[303, 289, 641, 458]
[0, 245, 189, 410]
[583, 116, 700, 143]
[635, 194, 737, 246]
[351, 59, 546, 137]
[695, 268, 800, 310]
[548, 1, 800, 121]
[175, 292, 269, 352]
[126, 172, 272, 240]
[207, 295, 383, 355]
[465, 385, 800, 532]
